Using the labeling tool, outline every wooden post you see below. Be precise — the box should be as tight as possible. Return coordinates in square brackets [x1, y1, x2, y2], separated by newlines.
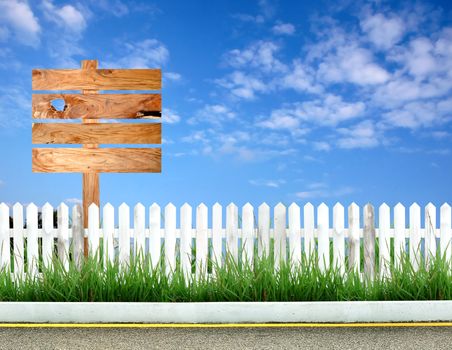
[81, 60, 100, 257]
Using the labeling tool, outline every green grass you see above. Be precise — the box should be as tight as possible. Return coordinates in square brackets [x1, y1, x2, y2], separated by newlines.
[0, 248, 451, 302]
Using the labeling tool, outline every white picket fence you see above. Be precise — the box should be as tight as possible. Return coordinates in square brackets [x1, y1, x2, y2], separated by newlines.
[0, 202, 451, 280]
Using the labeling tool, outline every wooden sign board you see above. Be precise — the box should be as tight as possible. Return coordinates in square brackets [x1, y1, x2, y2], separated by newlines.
[32, 60, 162, 254]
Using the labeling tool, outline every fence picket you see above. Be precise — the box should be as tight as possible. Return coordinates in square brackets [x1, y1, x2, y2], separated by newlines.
[348, 203, 360, 273]
[13, 203, 24, 278]
[180, 203, 192, 281]
[119, 203, 130, 267]
[440, 203, 451, 263]
[134, 203, 145, 258]
[379, 203, 390, 279]
[304, 203, 315, 264]
[164, 203, 176, 276]
[363, 204, 375, 280]
[258, 203, 270, 258]
[394, 203, 406, 269]
[196, 203, 208, 279]
[72, 204, 84, 269]
[149, 203, 161, 269]
[88, 203, 100, 257]
[226, 203, 238, 263]
[274, 203, 286, 269]
[57, 203, 69, 271]
[212, 203, 222, 271]
[103, 203, 115, 266]
[242, 203, 254, 268]
[42, 203, 53, 269]
[26, 203, 39, 276]
[333, 203, 345, 274]
[409, 203, 421, 271]
[0, 203, 10, 272]
[289, 203, 301, 270]
[425, 203, 436, 266]
[318, 203, 329, 272]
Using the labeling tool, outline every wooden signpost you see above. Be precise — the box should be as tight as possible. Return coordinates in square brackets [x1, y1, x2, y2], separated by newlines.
[32, 60, 162, 256]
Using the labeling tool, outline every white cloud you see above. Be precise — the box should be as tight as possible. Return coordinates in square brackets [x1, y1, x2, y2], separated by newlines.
[164, 72, 182, 81]
[313, 141, 331, 152]
[272, 22, 295, 36]
[279, 60, 322, 94]
[0, 0, 40, 46]
[215, 71, 268, 100]
[224, 40, 286, 73]
[360, 13, 405, 50]
[42, 0, 87, 33]
[232, 13, 265, 24]
[295, 184, 355, 199]
[188, 104, 236, 126]
[249, 179, 286, 188]
[336, 120, 380, 149]
[65, 198, 82, 205]
[163, 108, 181, 124]
[318, 45, 390, 85]
[107, 39, 169, 68]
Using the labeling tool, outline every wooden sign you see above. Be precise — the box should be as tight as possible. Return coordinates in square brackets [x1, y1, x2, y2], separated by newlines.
[32, 60, 162, 255]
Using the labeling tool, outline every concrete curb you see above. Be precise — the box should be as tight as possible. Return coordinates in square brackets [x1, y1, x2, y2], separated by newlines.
[0, 301, 452, 323]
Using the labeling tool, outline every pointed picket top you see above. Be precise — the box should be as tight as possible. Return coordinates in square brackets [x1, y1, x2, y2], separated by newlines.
[213, 202, 222, 210]
[43, 202, 53, 211]
[364, 203, 374, 220]
[13, 202, 23, 212]
[379, 202, 390, 212]
[104, 202, 114, 211]
[275, 202, 286, 212]
[165, 202, 176, 211]
[119, 202, 129, 211]
[441, 202, 451, 211]
[304, 202, 314, 210]
[349, 202, 359, 211]
[243, 202, 254, 212]
[58, 202, 68, 212]
[289, 202, 300, 212]
[426, 202, 436, 221]
[150, 202, 160, 210]
[0, 203, 8, 211]
[410, 202, 420, 212]
[259, 202, 270, 211]
[88, 202, 99, 211]
[333, 202, 344, 227]
[134, 202, 145, 212]
[227, 202, 238, 213]
[181, 202, 191, 211]
[333, 202, 343, 210]
[318, 202, 328, 209]
[395, 202, 405, 210]
[27, 202, 38, 213]
[42, 202, 53, 231]
[198, 202, 208, 211]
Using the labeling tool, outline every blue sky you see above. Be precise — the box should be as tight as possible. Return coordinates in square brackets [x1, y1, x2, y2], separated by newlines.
[0, 0, 451, 209]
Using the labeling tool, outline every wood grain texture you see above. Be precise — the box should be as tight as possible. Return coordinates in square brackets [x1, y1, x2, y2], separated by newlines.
[32, 148, 161, 173]
[32, 69, 161, 90]
[32, 123, 162, 144]
[32, 94, 161, 119]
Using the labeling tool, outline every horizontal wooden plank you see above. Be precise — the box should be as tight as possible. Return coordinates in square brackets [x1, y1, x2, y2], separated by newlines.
[32, 148, 161, 173]
[32, 94, 161, 119]
[32, 69, 161, 90]
[32, 123, 161, 144]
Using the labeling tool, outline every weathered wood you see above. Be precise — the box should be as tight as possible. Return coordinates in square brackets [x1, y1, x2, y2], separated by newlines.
[32, 94, 161, 119]
[72, 204, 84, 269]
[274, 203, 287, 269]
[379, 203, 390, 279]
[348, 203, 360, 273]
[394, 203, 406, 269]
[258, 203, 270, 258]
[333, 203, 345, 274]
[57, 203, 69, 271]
[32, 68, 161, 90]
[363, 204, 375, 280]
[317, 203, 329, 272]
[32, 148, 161, 173]
[242, 203, 254, 268]
[196, 203, 208, 279]
[180, 203, 192, 281]
[32, 123, 161, 145]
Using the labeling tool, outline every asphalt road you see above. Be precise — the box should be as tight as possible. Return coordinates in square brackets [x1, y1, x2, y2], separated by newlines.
[0, 326, 451, 349]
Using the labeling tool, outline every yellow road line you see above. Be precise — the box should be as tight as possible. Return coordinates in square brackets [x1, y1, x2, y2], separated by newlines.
[0, 323, 451, 328]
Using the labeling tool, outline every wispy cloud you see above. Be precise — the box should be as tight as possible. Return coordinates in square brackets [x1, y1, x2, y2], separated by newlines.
[163, 108, 181, 124]
[42, 0, 87, 34]
[106, 39, 169, 68]
[272, 22, 295, 36]
[0, 0, 40, 47]
[249, 179, 286, 188]
[295, 183, 356, 199]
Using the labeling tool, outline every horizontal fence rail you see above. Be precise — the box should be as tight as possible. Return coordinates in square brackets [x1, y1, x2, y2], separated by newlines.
[0, 202, 451, 280]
